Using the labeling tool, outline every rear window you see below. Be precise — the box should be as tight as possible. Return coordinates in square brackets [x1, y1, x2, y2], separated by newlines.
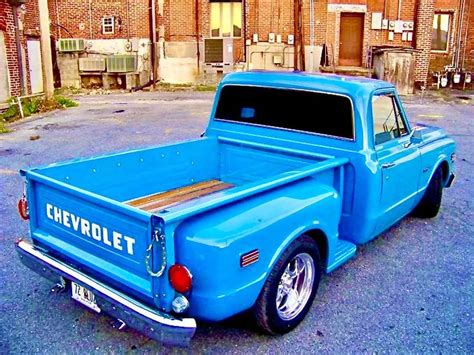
[214, 85, 354, 140]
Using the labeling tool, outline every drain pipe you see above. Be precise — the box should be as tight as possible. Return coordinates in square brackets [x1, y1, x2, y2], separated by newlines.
[455, 0, 466, 68]
[397, 0, 402, 20]
[309, 0, 315, 72]
[195, 0, 200, 74]
[11, 4, 26, 95]
[150, 0, 157, 88]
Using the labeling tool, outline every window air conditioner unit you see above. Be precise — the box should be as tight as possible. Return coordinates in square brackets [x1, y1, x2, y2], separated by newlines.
[106, 55, 137, 73]
[58, 39, 86, 53]
[79, 58, 106, 72]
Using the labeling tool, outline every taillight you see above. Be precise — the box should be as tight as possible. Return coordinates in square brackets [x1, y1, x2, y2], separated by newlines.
[169, 264, 192, 293]
[18, 196, 29, 220]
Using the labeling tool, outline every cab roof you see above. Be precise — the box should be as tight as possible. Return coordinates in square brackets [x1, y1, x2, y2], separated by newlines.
[219, 71, 394, 97]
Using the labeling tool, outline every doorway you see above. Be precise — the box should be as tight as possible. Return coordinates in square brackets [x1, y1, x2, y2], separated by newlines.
[0, 31, 10, 102]
[27, 39, 44, 93]
[339, 13, 364, 67]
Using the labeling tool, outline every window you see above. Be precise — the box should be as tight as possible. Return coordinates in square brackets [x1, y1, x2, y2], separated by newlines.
[210, 1, 242, 38]
[372, 94, 408, 145]
[102, 17, 115, 35]
[215, 85, 355, 140]
[432, 13, 451, 51]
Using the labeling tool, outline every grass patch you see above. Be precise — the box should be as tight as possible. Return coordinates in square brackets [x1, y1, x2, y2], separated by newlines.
[0, 121, 10, 134]
[194, 84, 216, 92]
[0, 95, 79, 124]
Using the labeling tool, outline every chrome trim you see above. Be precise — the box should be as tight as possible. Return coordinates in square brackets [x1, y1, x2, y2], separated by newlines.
[16, 240, 196, 345]
[213, 84, 357, 142]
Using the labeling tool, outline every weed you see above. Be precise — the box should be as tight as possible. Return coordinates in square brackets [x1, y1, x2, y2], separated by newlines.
[54, 95, 79, 108]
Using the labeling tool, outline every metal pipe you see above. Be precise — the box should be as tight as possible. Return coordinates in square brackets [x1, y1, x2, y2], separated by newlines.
[309, 0, 314, 72]
[195, 0, 200, 74]
[12, 5, 25, 95]
[89, 0, 92, 39]
[150, 0, 157, 88]
[455, 0, 466, 68]
[461, 0, 471, 68]
[397, 0, 402, 20]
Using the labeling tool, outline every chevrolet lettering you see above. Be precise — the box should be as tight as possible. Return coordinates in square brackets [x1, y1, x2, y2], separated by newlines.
[45, 203, 136, 255]
[15, 72, 456, 347]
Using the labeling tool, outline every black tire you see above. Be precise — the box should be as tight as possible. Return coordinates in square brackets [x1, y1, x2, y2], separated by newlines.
[413, 167, 443, 218]
[252, 235, 321, 335]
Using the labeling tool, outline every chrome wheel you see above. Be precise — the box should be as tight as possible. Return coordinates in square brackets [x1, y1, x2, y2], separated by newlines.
[276, 252, 315, 321]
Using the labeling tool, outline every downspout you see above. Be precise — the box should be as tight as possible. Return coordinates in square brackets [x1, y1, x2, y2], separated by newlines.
[309, 0, 314, 71]
[293, 0, 298, 70]
[195, 0, 200, 74]
[89, 0, 92, 39]
[455, 0, 466, 68]
[12, 5, 26, 95]
[150, 0, 157, 88]
[243, 0, 247, 63]
[461, 0, 471, 68]
[397, 0, 402, 20]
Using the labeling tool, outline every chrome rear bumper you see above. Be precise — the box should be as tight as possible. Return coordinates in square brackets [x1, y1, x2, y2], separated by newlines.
[15, 240, 196, 347]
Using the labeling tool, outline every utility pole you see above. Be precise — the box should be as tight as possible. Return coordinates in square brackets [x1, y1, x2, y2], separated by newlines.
[38, 0, 54, 99]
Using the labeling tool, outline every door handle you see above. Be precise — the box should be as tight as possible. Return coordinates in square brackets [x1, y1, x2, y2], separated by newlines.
[381, 162, 396, 169]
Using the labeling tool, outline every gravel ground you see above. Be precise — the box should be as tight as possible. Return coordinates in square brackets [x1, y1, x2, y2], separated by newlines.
[0, 90, 473, 353]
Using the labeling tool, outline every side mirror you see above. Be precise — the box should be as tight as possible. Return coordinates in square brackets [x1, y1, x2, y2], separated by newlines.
[410, 129, 423, 144]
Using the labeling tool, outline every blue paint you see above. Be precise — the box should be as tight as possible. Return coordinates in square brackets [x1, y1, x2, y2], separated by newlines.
[17, 72, 456, 339]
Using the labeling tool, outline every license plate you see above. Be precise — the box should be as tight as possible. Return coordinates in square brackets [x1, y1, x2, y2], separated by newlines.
[71, 282, 101, 313]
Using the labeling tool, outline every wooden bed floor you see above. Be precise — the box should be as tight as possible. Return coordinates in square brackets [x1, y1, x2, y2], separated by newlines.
[127, 179, 234, 212]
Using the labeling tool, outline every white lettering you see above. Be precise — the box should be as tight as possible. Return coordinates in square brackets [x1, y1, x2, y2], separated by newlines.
[102, 228, 112, 246]
[46, 204, 53, 220]
[81, 219, 91, 237]
[71, 214, 80, 231]
[123, 236, 136, 255]
[113, 232, 123, 251]
[63, 211, 71, 228]
[45, 203, 137, 255]
[53, 207, 62, 223]
[91, 223, 101, 241]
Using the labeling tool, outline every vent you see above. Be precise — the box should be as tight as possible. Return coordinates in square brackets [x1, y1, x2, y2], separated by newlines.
[58, 39, 85, 53]
[106, 55, 137, 73]
[79, 58, 106, 72]
[204, 39, 223, 63]
[240, 249, 259, 267]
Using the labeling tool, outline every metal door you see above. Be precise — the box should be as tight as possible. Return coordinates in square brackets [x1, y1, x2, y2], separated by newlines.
[27, 40, 43, 94]
[339, 13, 364, 67]
[0, 32, 10, 102]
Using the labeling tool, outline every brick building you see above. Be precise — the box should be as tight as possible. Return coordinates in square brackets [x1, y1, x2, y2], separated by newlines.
[1, 0, 473, 101]
[0, 0, 41, 101]
[160, 0, 473, 88]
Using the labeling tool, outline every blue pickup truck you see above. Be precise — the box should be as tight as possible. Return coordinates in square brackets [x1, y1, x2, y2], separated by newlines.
[15, 72, 456, 346]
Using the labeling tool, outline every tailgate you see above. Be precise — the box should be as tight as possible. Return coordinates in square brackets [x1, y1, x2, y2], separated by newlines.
[25, 171, 157, 301]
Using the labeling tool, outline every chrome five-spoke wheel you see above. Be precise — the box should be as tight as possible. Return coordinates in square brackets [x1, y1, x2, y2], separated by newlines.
[276, 252, 315, 321]
[253, 235, 321, 334]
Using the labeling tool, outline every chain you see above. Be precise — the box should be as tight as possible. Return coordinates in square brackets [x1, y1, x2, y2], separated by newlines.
[145, 228, 167, 277]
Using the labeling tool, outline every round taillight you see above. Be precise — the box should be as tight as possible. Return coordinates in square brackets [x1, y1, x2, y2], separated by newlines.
[169, 264, 192, 293]
[18, 197, 29, 220]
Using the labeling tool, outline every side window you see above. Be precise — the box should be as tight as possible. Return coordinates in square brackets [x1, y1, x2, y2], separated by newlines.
[372, 94, 408, 145]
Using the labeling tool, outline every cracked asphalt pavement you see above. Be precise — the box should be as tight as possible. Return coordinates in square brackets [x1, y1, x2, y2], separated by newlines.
[0, 90, 473, 353]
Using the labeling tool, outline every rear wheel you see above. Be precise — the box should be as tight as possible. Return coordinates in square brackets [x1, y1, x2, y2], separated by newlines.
[413, 167, 443, 218]
[252, 235, 321, 334]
